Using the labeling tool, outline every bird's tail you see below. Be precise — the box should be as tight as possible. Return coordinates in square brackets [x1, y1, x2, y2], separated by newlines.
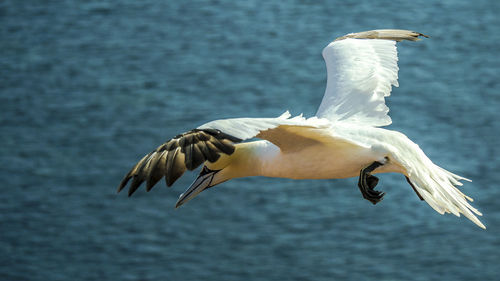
[391, 139, 485, 229]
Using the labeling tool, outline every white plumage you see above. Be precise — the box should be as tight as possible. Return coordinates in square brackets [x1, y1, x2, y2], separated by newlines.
[118, 29, 485, 229]
[317, 38, 399, 126]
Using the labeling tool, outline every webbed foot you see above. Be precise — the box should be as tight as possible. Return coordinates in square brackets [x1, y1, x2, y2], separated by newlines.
[358, 161, 385, 205]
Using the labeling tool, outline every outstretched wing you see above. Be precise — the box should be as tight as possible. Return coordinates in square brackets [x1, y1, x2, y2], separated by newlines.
[199, 112, 336, 152]
[316, 29, 428, 127]
[118, 128, 242, 196]
[118, 112, 333, 196]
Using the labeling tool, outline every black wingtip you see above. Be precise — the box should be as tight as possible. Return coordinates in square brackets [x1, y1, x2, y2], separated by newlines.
[146, 178, 159, 192]
[418, 32, 430, 38]
[118, 128, 242, 196]
[117, 175, 132, 193]
[128, 185, 138, 197]
[145, 182, 154, 192]
[127, 175, 145, 197]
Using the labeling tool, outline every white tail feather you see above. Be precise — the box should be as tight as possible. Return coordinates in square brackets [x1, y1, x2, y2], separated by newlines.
[390, 137, 485, 229]
[408, 165, 484, 229]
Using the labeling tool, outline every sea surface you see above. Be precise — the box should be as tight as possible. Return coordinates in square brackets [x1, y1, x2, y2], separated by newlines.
[1, 0, 499, 280]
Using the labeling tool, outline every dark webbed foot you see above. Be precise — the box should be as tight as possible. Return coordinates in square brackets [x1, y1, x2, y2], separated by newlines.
[358, 161, 385, 205]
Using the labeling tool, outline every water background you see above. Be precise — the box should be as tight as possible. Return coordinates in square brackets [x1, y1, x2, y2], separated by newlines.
[1, 0, 499, 280]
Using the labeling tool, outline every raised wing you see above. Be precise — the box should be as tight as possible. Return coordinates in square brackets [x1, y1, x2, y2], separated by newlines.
[316, 29, 428, 127]
[118, 112, 332, 196]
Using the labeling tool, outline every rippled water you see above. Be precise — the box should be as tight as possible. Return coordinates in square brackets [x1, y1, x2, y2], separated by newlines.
[1, 0, 499, 280]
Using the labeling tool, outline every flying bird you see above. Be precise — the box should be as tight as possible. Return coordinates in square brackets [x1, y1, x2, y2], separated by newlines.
[118, 29, 485, 229]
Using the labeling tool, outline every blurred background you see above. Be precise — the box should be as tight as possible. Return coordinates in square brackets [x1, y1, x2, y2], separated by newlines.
[1, 0, 499, 280]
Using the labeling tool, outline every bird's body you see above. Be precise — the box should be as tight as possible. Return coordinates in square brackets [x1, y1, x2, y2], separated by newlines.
[118, 29, 485, 229]
[211, 124, 404, 180]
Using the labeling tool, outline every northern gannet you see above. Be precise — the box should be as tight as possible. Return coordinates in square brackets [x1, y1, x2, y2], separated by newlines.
[118, 29, 485, 229]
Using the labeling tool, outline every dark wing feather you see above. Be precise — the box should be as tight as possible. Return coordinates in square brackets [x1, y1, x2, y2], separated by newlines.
[198, 141, 220, 162]
[146, 151, 167, 191]
[117, 152, 152, 193]
[208, 136, 235, 155]
[117, 129, 242, 196]
[165, 147, 185, 187]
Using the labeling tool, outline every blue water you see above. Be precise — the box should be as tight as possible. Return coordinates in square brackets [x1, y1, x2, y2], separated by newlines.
[1, 0, 499, 280]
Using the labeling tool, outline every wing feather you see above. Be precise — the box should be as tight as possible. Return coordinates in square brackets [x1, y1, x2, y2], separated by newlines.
[118, 112, 337, 195]
[316, 29, 427, 127]
[146, 151, 167, 191]
[118, 129, 242, 195]
[166, 147, 185, 187]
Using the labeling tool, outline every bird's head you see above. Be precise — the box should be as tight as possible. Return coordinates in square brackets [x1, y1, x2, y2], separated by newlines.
[174, 165, 229, 208]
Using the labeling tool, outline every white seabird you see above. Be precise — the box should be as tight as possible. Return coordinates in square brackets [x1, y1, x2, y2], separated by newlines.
[118, 29, 485, 229]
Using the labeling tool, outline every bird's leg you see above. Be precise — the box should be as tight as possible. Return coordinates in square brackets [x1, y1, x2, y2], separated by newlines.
[358, 161, 385, 205]
[405, 176, 424, 201]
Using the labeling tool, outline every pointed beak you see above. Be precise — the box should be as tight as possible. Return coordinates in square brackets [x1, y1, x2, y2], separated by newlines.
[175, 167, 219, 208]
